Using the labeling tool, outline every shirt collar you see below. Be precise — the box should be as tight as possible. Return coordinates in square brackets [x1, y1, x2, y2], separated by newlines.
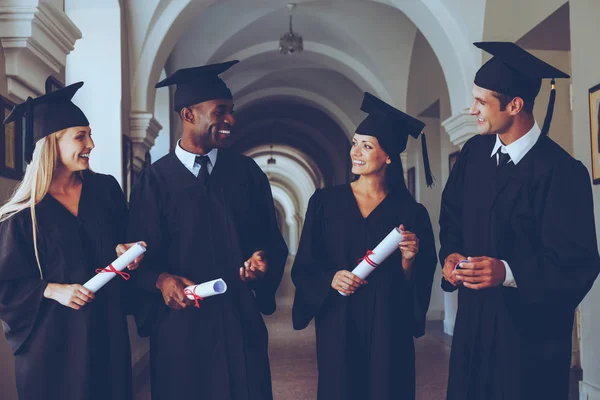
[175, 139, 218, 170]
[490, 122, 541, 165]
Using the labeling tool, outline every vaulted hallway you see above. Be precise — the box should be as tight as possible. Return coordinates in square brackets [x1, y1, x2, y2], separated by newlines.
[1, 1, 599, 399]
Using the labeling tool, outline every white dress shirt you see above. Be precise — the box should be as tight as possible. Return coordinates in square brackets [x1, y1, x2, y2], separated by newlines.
[174, 139, 218, 177]
[490, 122, 541, 288]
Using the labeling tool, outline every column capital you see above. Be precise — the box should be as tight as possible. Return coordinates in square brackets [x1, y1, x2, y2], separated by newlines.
[129, 112, 162, 172]
[442, 109, 479, 149]
[0, 1, 81, 100]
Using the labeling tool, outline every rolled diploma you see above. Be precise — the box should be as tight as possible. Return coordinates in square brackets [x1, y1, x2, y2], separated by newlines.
[339, 228, 403, 296]
[185, 279, 228, 299]
[83, 242, 147, 293]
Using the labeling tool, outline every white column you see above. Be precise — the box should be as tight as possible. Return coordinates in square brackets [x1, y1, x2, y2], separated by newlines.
[441, 109, 479, 150]
[129, 112, 162, 171]
[65, 0, 123, 184]
[150, 69, 170, 163]
[0, 0, 81, 101]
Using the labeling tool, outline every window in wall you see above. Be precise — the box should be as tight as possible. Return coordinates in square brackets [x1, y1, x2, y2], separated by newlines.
[0, 95, 23, 180]
[407, 167, 415, 198]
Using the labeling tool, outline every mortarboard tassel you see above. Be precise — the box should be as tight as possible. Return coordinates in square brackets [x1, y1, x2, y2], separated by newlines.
[540, 79, 556, 137]
[421, 133, 435, 187]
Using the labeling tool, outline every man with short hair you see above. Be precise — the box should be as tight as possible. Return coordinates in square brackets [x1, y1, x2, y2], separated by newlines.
[439, 42, 600, 400]
[128, 61, 288, 400]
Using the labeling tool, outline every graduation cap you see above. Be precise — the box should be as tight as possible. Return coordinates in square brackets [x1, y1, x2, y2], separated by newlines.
[474, 42, 570, 136]
[356, 92, 434, 187]
[155, 60, 239, 112]
[3, 81, 89, 163]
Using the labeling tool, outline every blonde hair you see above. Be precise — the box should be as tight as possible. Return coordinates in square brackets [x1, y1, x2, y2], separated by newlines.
[0, 130, 66, 279]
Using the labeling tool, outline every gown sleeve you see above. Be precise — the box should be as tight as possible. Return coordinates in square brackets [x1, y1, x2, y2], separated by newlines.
[0, 212, 48, 354]
[508, 160, 600, 309]
[104, 174, 135, 315]
[246, 162, 289, 315]
[439, 138, 475, 292]
[127, 168, 164, 292]
[291, 189, 337, 330]
[410, 203, 438, 338]
[126, 168, 166, 336]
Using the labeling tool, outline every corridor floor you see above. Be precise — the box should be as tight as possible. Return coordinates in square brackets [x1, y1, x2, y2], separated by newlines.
[134, 293, 451, 400]
[133, 271, 579, 400]
[263, 296, 451, 400]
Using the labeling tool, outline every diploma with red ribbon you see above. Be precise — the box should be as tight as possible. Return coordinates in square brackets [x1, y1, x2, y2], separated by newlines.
[83, 242, 147, 293]
[339, 228, 404, 296]
[184, 279, 228, 308]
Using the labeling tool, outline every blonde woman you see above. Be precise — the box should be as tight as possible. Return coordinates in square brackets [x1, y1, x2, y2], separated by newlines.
[0, 82, 143, 400]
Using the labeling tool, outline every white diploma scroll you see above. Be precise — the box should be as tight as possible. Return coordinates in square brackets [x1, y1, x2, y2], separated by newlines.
[339, 228, 403, 296]
[184, 279, 228, 300]
[83, 242, 147, 293]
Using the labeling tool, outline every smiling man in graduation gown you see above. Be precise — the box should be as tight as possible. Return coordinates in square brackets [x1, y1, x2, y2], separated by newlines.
[439, 42, 600, 400]
[127, 60, 288, 400]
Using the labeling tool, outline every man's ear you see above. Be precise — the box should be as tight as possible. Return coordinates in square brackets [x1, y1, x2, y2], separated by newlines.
[508, 96, 525, 116]
[181, 107, 195, 124]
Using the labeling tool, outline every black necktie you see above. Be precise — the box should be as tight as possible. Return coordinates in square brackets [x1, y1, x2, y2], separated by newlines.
[195, 155, 210, 186]
[497, 149, 511, 169]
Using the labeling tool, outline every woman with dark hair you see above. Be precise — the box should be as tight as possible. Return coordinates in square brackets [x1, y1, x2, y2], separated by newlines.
[291, 92, 438, 400]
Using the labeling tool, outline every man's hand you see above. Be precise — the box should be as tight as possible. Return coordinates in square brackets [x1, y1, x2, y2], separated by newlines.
[115, 241, 147, 270]
[454, 256, 506, 290]
[156, 273, 195, 309]
[240, 250, 268, 282]
[442, 253, 467, 286]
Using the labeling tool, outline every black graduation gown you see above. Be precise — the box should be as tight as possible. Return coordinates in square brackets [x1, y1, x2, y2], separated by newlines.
[127, 150, 288, 400]
[439, 134, 600, 400]
[291, 185, 437, 400]
[0, 171, 132, 400]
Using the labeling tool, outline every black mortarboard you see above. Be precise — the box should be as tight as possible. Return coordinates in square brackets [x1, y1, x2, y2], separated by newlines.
[155, 60, 239, 112]
[356, 92, 434, 187]
[474, 42, 570, 136]
[3, 81, 89, 163]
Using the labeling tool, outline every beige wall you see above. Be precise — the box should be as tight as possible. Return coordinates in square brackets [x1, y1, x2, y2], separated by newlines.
[529, 50, 573, 154]
[570, 0, 600, 396]
[483, 0, 568, 42]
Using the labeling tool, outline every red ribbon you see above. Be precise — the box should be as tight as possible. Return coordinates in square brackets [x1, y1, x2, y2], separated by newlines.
[183, 288, 204, 309]
[95, 264, 131, 280]
[358, 250, 378, 268]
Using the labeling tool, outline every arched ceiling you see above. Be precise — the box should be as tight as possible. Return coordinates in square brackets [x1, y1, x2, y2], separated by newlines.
[165, 0, 420, 112]
[229, 100, 350, 186]
[161, 0, 427, 190]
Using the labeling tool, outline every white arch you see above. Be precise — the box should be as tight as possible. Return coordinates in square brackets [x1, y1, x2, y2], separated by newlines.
[253, 156, 315, 216]
[246, 145, 325, 190]
[225, 41, 393, 105]
[235, 87, 356, 138]
[386, 0, 479, 110]
[270, 184, 301, 251]
[239, 118, 349, 186]
[132, 0, 476, 116]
